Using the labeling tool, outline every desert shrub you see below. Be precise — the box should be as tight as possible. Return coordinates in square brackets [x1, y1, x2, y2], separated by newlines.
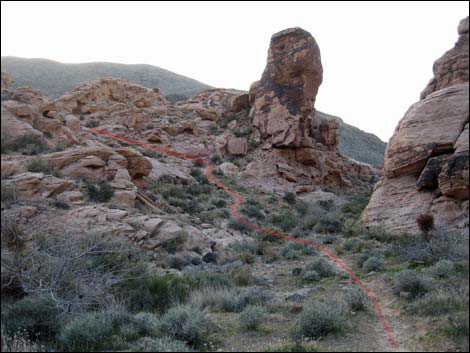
[192, 287, 272, 313]
[2, 296, 62, 341]
[293, 299, 347, 340]
[229, 239, 258, 255]
[183, 269, 232, 290]
[85, 180, 114, 203]
[210, 197, 226, 208]
[266, 342, 322, 352]
[117, 274, 192, 313]
[231, 266, 255, 286]
[240, 203, 265, 220]
[2, 134, 49, 155]
[344, 288, 368, 311]
[161, 232, 189, 254]
[167, 255, 191, 270]
[313, 215, 342, 234]
[158, 304, 213, 348]
[442, 314, 469, 340]
[303, 258, 336, 278]
[128, 336, 191, 352]
[341, 194, 370, 219]
[398, 231, 468, 265]
[406, 286, 469, 315]
[301, 271, 320, 283]
[393, 270, 432, 298]
[228, 218, 252, 233]
[1, 183, 16, 204]
[362, 256, 385, 273]
[416, 213, 434, 242]
[50, 199, 70, 209]
[1, 216, 25, 249]
[190, 167, 208, 185]
[26, 158, 52, 174]
[271, 210, 299, 232]
[59, 310, 129, 351]
[0, 328, 46, 352]
[142, 149, 163, 159]
[280, 243, 316, 260]
[85, 119, 100, 128]
[283, 191, 296, 205]
[428, 260, 455, 279]
[239, 305, 268, 331]
[239, 251, 256, 264]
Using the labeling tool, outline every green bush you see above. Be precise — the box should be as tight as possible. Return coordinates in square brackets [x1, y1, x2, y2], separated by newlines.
[2, 296, 62, 341]
[239, 305, 268, 331]
[231, 266, 255, 286]
[85, 180, 115, 203]
[158, 304, 213, 348]
[2, 134, 49, 155]
[303, 258, 336, 278]
[59, 310, 129, 351]
[128, 336, 191, 352]
[183, 270, 232, 290]
[294, 300, 347, 340]
[117, 274, 192, 313]
[1, 184, 16, 204]
[280, 242, 316, 260]
[301, 271, 321, 283]
[283, 192, 296, 205]
[228, 218, 252, 233]
[406, 286, 469, 315]
[271, 210, 299, 232]
[344, 288, 368, 311]
[313, 215, 342, 234]
[161, 232, 188, 254]
[429, 260, 455, 279]
[240, 204, 265, 220]
[266, 342, 322, 352]
[0, 329, 46, 352]
[26, 158, 53, 174]
[393, 270, 432, 298]
[362, 256, 385, 273]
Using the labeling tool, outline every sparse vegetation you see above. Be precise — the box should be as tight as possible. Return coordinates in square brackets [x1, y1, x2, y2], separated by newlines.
[85, 180, 115, 203]
[239, 305, 268, 331]
[362, 256, 385, 272]
[293, 299, 347, 340]
[416, 213, 435, 242]
[393, 269, 432, 299]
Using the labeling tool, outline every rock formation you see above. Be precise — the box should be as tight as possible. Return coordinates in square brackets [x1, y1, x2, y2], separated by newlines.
[244, 27, 376, 190]
[361, 17, 469, 235]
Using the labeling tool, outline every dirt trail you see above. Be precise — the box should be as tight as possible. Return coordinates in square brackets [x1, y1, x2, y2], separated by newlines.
[90, 128, 400, 351]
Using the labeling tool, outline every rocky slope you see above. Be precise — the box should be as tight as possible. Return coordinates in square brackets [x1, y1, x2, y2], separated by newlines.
[1, 56, 212, 98]
[1, 57, 387, 166]
[361, 16, 469, 235]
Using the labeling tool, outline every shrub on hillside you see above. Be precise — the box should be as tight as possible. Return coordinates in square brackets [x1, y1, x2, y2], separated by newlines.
[293, 299, 347, 340]
[393, 270, 432, 298]
[303, 258, 336, 278]
[85, 180, 114, 203]
[362, 256, 385, 273]
[2, 134, 49, 155]
[158, 304, 213, 348]
[2, 296, 62, 341]
[239, 305, 268, 331]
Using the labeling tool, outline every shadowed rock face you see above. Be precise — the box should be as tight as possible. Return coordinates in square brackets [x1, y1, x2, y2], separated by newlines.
[362, 17, 469, 235]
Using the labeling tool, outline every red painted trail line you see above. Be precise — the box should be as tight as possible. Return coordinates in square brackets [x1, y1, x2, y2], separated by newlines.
[90, 128, 398, 351]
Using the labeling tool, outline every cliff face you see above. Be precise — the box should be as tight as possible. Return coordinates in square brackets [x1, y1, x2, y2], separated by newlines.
[361, 17, 469, 235]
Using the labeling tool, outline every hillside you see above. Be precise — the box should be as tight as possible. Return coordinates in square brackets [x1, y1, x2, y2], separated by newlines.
[1, 56, 212, 98]
[317, 111, 387, 166]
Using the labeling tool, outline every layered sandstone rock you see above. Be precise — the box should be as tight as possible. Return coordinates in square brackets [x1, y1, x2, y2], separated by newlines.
[177, 89, 250, 121]
[245, 27, 376, 190]
[362, 17, 469, 235]
[1, 72, 12, 92]
[53, 78, 168, 130]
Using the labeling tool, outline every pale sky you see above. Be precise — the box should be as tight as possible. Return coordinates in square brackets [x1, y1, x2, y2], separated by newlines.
[1, 1, 468, 141]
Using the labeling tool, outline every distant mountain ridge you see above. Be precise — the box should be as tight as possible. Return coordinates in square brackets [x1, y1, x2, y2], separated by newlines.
[1, 56, 386, 166]
[1, 56, 212, 98]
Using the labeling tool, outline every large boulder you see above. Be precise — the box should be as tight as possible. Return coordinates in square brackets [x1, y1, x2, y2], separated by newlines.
[361, 17, 469, 235]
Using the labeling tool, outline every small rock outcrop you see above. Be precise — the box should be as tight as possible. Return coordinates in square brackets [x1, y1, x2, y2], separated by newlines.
[361, 17, 469, 235]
